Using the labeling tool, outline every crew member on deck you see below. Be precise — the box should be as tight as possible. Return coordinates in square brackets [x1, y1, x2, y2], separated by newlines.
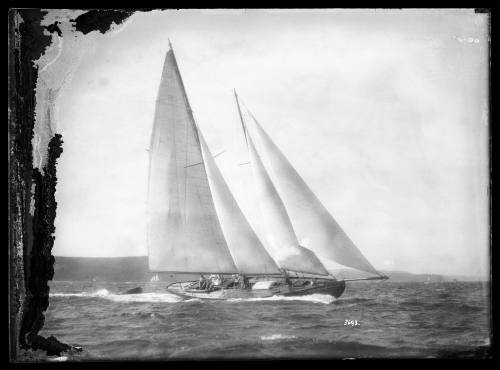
[242, 275, 250, 288]
[209, 274, 221, 286]
[285, 275, 292, 286]
[199, 275, 208, 290]
[214, 275, 222, 286]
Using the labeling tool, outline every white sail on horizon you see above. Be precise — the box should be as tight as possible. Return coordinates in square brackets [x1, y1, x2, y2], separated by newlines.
[146, 47, 238, 274]
[197, 127, 281, 275]
[245, 110, 380, 276]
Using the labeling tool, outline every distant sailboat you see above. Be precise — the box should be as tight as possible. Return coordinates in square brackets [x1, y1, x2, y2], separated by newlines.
[145, 42, 387, 300]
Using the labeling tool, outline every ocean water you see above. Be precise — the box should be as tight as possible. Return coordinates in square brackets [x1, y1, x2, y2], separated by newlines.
[39, 281, 491, 360]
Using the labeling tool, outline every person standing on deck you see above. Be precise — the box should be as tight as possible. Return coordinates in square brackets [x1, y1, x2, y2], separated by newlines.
[199, 275, 208, 290]
[215, 275, 222, 286]
[280, 269, 292, 286]
[242, 275, 250, 288]
[233, 274, 241, 287]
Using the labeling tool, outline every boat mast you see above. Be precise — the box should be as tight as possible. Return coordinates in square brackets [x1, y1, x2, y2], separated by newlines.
[233, 89, 248, 145]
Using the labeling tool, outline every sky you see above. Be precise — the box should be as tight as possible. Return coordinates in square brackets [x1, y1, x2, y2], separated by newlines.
[51, 9, 489, 278]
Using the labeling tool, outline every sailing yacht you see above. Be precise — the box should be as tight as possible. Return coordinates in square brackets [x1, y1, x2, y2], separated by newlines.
[145, 42, 387, 300]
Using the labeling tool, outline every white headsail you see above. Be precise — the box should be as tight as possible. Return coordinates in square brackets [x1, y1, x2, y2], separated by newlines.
[197, 128, 281, 275]
[242, 121, 330, 276]
[146, 46, 238, 274]
[246, 112, 380, 276]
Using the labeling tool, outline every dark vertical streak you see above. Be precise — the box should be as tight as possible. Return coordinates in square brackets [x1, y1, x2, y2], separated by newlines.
[8, 8, 53, 359]
[21, 134, 63, 349]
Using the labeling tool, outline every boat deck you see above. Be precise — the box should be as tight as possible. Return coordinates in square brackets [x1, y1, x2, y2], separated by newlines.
[166, 279, 346, 300]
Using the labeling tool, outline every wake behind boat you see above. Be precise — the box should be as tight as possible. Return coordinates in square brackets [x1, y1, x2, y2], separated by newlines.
[140, 41, 387, 300]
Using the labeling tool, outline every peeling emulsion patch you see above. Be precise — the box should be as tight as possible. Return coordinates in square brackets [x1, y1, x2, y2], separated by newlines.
[32, 9, 145, 173]
[8, 8, 148, 361]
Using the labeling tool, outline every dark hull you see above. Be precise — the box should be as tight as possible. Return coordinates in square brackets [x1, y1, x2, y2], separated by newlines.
[280, 280, 345, 298]
[120, 287, 144, 295]
[166, 279, 346, 300]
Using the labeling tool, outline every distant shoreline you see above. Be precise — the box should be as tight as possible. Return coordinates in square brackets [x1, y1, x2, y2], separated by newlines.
[51, 256, 488, 283]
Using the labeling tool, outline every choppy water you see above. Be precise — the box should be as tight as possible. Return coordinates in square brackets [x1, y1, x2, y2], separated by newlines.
[40, 281, 491, 360]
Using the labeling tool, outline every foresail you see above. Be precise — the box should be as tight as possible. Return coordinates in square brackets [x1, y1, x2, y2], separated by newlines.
[147, 48, 237, 274]
[245, 130, 330, 276]
[247, 114, 380, 276]
[197, 128, 281, 275]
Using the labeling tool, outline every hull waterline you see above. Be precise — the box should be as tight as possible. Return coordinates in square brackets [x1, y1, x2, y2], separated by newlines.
[166, 280, 346, 300]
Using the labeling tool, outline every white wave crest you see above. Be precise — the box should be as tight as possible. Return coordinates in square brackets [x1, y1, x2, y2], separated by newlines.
[228, 293, 336, 304]
[95, 289, 111, 296]
[50, 291, 335, 304]
[103, 292, 184, 303]
[260, 334, 298, 341]
[50, 289, 184, 303]
[50, 288, 110, 298]
[47, 356, 68, 362]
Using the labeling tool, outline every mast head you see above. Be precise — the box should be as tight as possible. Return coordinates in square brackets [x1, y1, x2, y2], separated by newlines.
[168, 38, 173, 50]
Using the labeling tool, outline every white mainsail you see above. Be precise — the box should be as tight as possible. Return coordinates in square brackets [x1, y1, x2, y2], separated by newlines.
[197, 128, 281, 275]
[246, 112, 380, 276]
[244, 126, 330, 276]
[146, 46, 237, 274]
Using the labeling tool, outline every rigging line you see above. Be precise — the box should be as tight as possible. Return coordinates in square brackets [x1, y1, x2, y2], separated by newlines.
[233, 89, 248, 145]
[213, 150, 226, 158]
[237, 97, 265, 144]
[242, 102, 261, 129]
[238, 100, 265, 139]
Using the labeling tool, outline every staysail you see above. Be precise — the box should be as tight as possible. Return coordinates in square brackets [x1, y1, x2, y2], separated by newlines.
[246, 111, 380, 276]
[146, 46, 237, 274]
[239, 111, 330, 275]
[197, 127, 281, 275]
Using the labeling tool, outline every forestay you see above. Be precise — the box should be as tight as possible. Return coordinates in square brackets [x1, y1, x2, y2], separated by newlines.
[197, 127, 281, 275]
[147, 47, 237, 274]
[247, 113, 380, 276]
